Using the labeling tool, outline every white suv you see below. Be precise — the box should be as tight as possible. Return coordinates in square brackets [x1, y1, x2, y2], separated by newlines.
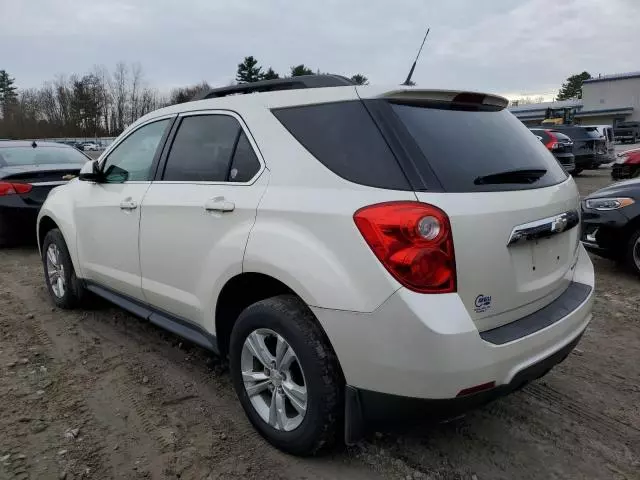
[37, 75, 594, 455]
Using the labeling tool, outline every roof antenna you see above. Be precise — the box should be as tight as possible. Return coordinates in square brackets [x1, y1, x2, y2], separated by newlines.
[31, 140, 37, 148]
[403, 27, 430, 86]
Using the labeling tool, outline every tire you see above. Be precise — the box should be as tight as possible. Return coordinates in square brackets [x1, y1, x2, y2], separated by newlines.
[229, 294, 343, 456]
[572, 168, 583, 176]
[42, 228, 85, 309]
[625, 229, 640, 277]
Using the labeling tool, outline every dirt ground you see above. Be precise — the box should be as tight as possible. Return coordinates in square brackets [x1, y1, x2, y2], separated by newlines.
[1, 169, 639, 480]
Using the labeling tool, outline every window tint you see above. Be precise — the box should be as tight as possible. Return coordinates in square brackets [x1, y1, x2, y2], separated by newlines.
[102, 119, 170, 183]
[229, 131, 261, 182]
[163, 115, 240, 182]
[272, 101, 410, 190]
[391, 103, 567, 192]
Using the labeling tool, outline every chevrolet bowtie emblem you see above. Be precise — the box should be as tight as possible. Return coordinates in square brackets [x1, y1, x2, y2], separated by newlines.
[62, 174, 76, 180]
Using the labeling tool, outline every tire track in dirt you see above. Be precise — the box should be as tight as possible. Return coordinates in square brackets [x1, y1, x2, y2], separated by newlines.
[524, 382, 640, 438]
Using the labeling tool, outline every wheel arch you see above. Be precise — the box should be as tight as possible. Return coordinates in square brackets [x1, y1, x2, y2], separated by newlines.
[214, 272, 337, 360]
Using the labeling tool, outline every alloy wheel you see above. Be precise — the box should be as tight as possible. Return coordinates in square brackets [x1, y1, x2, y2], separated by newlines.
[241, 328, 307, 431]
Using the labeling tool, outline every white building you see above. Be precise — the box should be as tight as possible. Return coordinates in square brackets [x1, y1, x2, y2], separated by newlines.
[510, 71, 639, 126]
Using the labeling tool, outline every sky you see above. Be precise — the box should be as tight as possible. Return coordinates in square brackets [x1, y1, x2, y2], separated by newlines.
[2, 0, 639, 100]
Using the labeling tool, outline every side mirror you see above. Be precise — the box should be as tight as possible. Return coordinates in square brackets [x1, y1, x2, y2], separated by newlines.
[78, 160, 101, 182]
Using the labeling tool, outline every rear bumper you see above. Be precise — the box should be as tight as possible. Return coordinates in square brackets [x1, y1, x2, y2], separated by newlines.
[611, 163, 638, 179]
[0, 196, 40, 244]
[314, 245, 593, 401]
[346, 330, 583, 436]
[574, 153, 605, 169]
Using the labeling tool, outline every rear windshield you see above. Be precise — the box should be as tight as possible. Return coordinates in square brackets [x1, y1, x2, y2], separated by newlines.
[0, 146, 88, 167]
[391, 104, 567, 192]
[548, 127, 601, 140]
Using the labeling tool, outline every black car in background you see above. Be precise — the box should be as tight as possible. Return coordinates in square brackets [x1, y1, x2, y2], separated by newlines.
[0, 141, 88, 245]
[582, 178, 640, 275]
[547, 126, 607, 175]
[614, 121, 640, 143]
[530, 128, 575, 173]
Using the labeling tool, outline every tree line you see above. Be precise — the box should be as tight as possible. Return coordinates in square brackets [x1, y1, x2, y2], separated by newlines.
[0, 57, 369, 140]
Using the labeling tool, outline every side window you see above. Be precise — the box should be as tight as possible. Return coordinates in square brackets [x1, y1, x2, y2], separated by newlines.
[102, 119, 170, 183]
[229, 131, 261, 182]
[163, 115, 240, 182]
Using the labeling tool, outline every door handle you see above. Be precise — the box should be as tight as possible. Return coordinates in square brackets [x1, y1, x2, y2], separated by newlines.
[120, 198, 138, 210]
[204, 197, 235, 213]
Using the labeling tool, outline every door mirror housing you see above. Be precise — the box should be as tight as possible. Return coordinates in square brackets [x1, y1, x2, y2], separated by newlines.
[78, 160, 102, 182]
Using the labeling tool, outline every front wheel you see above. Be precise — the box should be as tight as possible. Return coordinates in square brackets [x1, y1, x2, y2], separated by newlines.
[572, 168, 583, 176]
[625, 229, 640, 277]
[42, 229, 85, 309]
[229, 295, 343, 456]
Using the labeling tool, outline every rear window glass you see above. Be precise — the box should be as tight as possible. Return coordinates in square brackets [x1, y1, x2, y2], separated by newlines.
[0, 146, 88, 167]
[552, 127, 601, 140]
[391, 104, 567, 192]
[272, 101, 411, 190]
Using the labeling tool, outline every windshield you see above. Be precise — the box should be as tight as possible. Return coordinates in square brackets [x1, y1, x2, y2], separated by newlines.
[390, 103, 567, 192]
[0, 146, 88, 167]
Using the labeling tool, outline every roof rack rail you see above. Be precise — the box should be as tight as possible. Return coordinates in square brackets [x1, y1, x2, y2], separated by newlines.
[192, 74, 355, 100]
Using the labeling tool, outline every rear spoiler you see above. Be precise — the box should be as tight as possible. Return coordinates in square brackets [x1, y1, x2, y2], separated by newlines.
[372, 89, 509, 110]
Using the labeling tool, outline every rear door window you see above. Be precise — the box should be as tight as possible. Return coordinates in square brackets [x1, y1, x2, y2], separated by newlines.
[390, 103, 567, 192]
[163, 115, 240, 182]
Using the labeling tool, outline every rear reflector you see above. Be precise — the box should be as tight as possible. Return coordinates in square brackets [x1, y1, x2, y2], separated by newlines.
[0, 182, 33, 196]
[456, 381, 496, 397]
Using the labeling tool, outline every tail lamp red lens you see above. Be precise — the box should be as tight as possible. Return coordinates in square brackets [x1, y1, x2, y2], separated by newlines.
[0, 182, 32, 196]
[354, 201, 456, 293]
[544, 131, 558, 150]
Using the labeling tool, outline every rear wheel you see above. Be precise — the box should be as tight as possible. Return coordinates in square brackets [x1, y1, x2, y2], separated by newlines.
[229, 294, 343, 456]
[572, 168, 583, 176]
[42, 229, 85, 309]
[624, 228, 640, 277]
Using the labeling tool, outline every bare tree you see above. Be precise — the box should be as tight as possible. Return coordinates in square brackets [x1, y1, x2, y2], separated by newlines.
[112, 62, 128, 134]
[129, 62, 143, 124]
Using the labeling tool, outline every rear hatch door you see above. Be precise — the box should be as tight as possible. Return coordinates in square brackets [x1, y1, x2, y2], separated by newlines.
[367, 92, 581, 330]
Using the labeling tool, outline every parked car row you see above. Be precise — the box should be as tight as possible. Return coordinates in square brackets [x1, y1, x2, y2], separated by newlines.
[529, 125, 608, 175]
[57, 141, 103, 151]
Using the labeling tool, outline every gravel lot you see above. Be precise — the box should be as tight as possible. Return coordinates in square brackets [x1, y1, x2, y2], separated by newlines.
[0, 167, 639, 479]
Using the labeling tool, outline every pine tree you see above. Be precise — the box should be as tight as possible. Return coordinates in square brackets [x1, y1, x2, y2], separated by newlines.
[0, 70, 18, 118]
[261, 67, 280, 80]
[556, 72, 591, 100]
[350, 74, 369, 85]
[290, 65, 314, 77]
[236, 56, 263, 83]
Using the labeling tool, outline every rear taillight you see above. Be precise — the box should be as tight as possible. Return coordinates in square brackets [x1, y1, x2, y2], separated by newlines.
[545, 131, 558, 150]
[354, 202, 456, 293]
[0, 182, 33, 196]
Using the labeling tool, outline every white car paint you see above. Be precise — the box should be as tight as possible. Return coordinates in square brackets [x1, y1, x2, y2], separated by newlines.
[38, 84, 594, 404]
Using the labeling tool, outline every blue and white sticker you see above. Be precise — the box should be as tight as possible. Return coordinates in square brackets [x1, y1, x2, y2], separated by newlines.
[474, 294, 492, 313]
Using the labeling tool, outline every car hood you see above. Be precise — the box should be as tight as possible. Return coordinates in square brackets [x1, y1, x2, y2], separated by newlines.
[0, 163, 85, 180]
[586, 178, 640, 199]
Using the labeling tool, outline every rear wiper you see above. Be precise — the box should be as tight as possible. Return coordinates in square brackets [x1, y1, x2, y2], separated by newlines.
[474, 168, 547, 185]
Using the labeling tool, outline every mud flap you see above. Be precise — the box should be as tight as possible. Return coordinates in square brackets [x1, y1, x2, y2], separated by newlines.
[344, 385, 365, 445]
